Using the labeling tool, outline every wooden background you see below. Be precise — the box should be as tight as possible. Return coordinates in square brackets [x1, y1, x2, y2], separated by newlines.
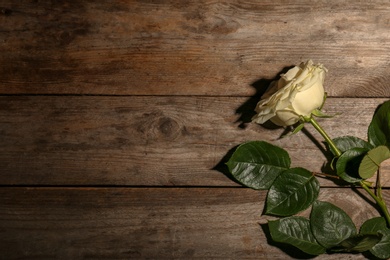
[1, 1, 389, 259]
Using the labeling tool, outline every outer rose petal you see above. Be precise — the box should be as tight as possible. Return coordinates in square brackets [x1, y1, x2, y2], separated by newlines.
[291, 82, 325, 116]
[252, 60, 327, 126]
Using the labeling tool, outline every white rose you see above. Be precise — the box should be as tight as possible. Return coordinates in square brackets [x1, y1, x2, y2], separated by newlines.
[252, 60, 327, 126]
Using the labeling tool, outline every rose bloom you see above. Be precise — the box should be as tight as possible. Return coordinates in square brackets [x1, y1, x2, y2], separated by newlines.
[252, 60, 327, 126]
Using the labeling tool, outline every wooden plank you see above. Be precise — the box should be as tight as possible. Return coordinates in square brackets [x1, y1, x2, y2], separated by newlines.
[0, 96, 389, 187]
[0, 187, 388, 259]
[1, 1, 389, 96]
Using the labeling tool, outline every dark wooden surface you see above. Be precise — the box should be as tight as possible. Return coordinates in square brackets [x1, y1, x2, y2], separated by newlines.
[1, 1, 390, 259]
[0, 187, 387, 259]
[1, 1, 390, 97]
[1, 96, 389, 187]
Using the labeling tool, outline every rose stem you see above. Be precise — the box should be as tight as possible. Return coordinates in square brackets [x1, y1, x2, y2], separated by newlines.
[309, 117, 390, 227]
[360, 180, 390, 227]
[308, 117, 342, 157]
[376, 168, 382, 199]
[313, 172, 340, 180]
[374, 168, 390, 227]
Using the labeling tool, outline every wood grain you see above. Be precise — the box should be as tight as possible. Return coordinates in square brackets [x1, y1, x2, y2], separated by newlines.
[0, 187, 388, 259]
[1, 1, 389, 96]
[1, 96, 389, 187]
[1, 1, 390, 259]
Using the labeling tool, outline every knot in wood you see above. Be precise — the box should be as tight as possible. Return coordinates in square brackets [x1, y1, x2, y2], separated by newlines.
[156, 116, 180, 140]
[137, 113, 182, 142]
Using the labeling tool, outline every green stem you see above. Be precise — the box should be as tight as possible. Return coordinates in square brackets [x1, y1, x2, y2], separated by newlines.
[308, 116, 390, 227]
[308, 117, 342, 157]
[313, 172, 340, 180]
[376, 169, 382, 199]
[360, 181, 390, 227]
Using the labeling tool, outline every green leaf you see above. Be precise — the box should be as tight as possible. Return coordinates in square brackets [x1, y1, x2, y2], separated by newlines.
[336, 148, 367, 183]
[281, 123, 304, 138]
[359, 145, 390, 179]
[312, 108, 340, 118]
[360, 217, 388, 233]
[369, 229, 390, 259]
[368, 100, 390, 147]
[310, 201, 357, 249]
[269, 216, 326, 255]
[332, 136, 373, 154]
[266, 168, 319, 216]
[226, 141, 290, 190]
[291, 122, 305, 135]
[360, 217, 390, 259]
[329, 233, 382, 253]
[292, 122, 304, 134]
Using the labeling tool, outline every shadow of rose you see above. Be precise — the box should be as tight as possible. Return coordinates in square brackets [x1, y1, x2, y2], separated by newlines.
[213, 66, 294, 182]
[235, 66, 295, 129]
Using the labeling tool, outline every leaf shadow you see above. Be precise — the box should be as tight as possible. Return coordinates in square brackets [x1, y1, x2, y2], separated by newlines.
[211, 145, 242, 186]
[362, 250, 382, 260]
[259, 223, 317, 259]
[301, 126, 348, 186]
[351, 186, 378, 210]
[213, 66, 294, 182]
